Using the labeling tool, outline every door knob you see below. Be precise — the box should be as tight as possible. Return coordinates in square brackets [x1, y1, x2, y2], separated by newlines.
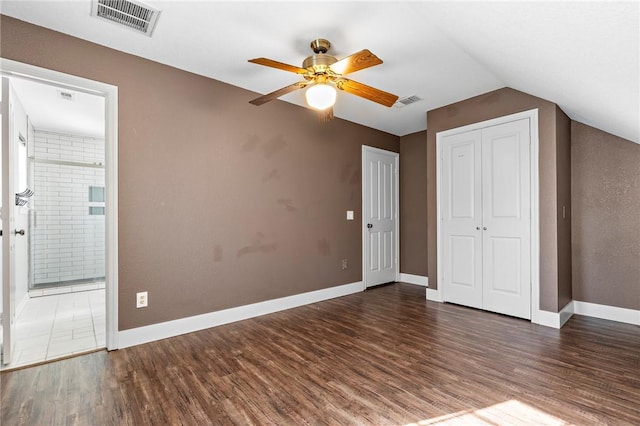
[483, 227, 487, 231]
[367, 223, 373, 229]
[476, 227, 480, 230]
[14, 229, 25, 236]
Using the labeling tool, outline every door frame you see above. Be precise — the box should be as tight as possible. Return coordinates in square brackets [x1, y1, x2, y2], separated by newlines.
[434, 109, 542, 324]
[361, 145, 400, 288]
[1, 59, 119, 350]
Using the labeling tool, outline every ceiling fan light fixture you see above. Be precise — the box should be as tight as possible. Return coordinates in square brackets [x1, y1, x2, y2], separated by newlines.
[305, 83, 336, 110]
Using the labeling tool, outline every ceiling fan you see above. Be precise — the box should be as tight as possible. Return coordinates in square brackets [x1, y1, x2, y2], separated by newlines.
[248, 39, 399, 120]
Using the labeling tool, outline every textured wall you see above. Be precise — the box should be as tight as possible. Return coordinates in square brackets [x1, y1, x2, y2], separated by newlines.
[571, 122, 640, 310]
[426, 87, 564, 312]
[399, 131, 428, 277]
[1, 16, 399, 330]
[555, 108, 572, 310]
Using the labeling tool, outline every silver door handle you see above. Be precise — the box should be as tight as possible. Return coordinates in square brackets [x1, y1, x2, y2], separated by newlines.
[14, 229, 25, 236]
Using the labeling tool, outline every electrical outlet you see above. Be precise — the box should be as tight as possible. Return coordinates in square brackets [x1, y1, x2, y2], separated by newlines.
[342, 259, 348, 270]
[136, 291, 148, 308]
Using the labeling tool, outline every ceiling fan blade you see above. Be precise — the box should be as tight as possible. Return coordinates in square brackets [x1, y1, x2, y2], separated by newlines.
[336, 78, 399, 107]
[329, 49, 383, 75]
[248, 58, 308, 74]
[249, 81, 308, 106]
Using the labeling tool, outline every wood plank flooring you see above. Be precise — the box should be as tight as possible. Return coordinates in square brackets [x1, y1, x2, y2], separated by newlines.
[2, 283, 639, 425]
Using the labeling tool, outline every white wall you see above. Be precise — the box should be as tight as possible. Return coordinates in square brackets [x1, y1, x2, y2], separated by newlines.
[31, 130, 105, 285]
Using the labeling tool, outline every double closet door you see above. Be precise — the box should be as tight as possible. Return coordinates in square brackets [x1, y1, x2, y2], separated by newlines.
[441, 118, 531, 319]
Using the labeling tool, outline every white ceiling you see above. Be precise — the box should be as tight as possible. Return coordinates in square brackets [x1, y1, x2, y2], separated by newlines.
[10, 77, 105, 138]
[1, 1, 638, 143]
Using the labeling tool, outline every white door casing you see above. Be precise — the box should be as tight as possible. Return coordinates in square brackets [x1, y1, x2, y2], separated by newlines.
[1, 59, 119, 351]
[362, 146, 399, 288]
[440, 117, 532, 320]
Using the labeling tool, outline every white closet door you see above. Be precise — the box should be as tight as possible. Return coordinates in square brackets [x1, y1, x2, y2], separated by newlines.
[363, 147, 398, 287]
[441, 130, 483, 308]
[481, 119, 531, 319]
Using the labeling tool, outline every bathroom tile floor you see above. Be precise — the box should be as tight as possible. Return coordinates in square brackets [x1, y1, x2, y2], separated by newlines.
[1, 289, 105, 370]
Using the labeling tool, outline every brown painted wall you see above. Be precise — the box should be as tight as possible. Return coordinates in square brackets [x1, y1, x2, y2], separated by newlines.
[555, 108, 572, 310]
[426, 87, 563, 312]
[399, 131, 428, 276]
[1, 16, 399, 330]
[571, 122, 640, 310]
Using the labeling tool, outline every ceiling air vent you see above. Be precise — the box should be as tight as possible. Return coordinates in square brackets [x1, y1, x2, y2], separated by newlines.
[394, 95, 423, 108]
[57, 90, 75, 101]
[91, 0, 161, 37]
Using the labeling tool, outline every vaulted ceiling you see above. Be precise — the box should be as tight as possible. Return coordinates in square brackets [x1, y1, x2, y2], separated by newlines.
[1, 1, 638, 143]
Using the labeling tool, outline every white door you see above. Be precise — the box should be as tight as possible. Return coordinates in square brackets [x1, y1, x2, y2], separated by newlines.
[363, 146, 398, 288]
[441, 130, 483, 308]
[441, 118, 531, 319]
[1, 76, 17, 364]
[481, 119, 531, 319]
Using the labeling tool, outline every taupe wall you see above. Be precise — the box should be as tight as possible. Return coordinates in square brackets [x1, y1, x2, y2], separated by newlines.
[426, 88, 569, 312]
[555, 108, 572, 309]
[399, 131, 428, 276]
[1, 16, 399, 330]
[571, 122, 640, 310]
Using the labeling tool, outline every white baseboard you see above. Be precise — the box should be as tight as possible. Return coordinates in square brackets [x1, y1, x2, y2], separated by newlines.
[534, 300, 640, 329]
[573, 301, 640, 325]
[118, 281, 365, 349]
[559, 301, 575, 327]
[426, 287, 443, 302]
[533, 301, 574, 329]
[399, 273, 428, 287]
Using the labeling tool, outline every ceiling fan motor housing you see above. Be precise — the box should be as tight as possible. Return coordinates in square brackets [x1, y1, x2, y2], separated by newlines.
[302, 54, 338, 74]
[303, 38, 338, 76]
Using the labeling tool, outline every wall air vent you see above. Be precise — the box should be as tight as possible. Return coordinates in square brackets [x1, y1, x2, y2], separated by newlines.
[394, 95, 423, 108]
[91, 0, 161, 37]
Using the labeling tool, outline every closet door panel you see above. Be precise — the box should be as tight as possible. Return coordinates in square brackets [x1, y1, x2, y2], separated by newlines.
[481, 118, 531, 319]
[441, 130, 483, 309]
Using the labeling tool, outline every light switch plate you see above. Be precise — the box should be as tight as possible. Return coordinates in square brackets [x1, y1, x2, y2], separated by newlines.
[347, 210, 354, 220]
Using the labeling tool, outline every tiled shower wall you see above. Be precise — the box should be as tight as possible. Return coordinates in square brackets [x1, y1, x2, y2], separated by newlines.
[31, 130, 105, 286]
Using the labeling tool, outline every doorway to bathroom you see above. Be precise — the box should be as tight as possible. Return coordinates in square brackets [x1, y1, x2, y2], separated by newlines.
[1, 60, 118, 370]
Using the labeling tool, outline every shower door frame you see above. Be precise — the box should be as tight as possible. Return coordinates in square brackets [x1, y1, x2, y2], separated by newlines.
[28, 158, 107, 291]
[1, 59, 119, 351]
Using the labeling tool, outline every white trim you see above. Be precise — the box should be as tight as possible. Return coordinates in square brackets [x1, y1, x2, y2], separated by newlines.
[426, 288, 443, 302]
[399, 273, 428, 287]
[559, 301, 574, 327]
[574, 301, 640, 325]
[435, 109, 541, 323]
[362, 145, 400, 288]
[502, 300, 574, 329]
[533, 309, 564, 329]
[0, 59, 119, 350]
[118, 281, 364, 349]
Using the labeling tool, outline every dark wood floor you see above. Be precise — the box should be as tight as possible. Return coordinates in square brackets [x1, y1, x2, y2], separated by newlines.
[2, 283, 639, 425]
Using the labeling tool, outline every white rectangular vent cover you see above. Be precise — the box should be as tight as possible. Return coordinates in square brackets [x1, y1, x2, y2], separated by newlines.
[91, 0, 161, 37]
[394, 95, 423, 108]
